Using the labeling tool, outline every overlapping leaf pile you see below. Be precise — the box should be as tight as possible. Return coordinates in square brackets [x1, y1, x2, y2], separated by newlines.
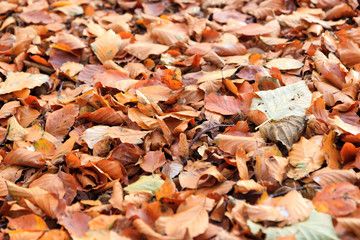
[0, 0, 360, 239]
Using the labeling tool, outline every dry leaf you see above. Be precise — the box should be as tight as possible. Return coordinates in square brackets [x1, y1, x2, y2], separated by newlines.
[0, 72, 49, 95]
[259, 116, 306, 153]
[165, 195, 214, 238]
[83, 126, 150, 148]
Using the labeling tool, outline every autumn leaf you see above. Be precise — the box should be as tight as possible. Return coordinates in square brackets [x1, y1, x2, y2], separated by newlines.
[248, 211, 338, 240]
[250, 81, 312, 122]
[124, 174, 164, 195]
[204, 93, 243, 115]
[287, 136, 325, 179]
[0, 72, 49, 95]
[265, 58, 303, 70]
[82, 125, 150, 148]
[165, 195, 215, 238]
[140, 150, 166, 173]
[313, 182, 360, 217]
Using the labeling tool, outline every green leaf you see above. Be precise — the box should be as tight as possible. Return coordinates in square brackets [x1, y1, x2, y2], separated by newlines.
[250, 81, 312, 121]
[247, 210, 339, 240]
[124, 174, 164, 195]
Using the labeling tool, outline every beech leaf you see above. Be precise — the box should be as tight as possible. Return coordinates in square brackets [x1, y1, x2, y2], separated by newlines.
[124, 174, 164, 195]
[250, 81, 312, 122]
[265, 58, 303, 70]
[248, 210, 339, 240]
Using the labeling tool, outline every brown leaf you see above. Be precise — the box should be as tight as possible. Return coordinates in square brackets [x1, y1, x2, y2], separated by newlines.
[259, 116, 306, 154]
[82, 125, 150, 148]
[124, 42, 169, 60]
[310, 168, 357, 186]
[204, 93, 243, 115]
[140, 150, 166, 173]
[165, 195, 214, 238]
[3, 148, 45, 168]
[0, 72, 49, 95]
[215, 134, 266, 155]
[109, 181, 124, 210]
[155, 177, 176, 200]
[45, 104, 79, 140]
[91, 30, 122, 64]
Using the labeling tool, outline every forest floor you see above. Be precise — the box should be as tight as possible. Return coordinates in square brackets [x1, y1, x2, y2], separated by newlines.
[0, 0, 360, 239]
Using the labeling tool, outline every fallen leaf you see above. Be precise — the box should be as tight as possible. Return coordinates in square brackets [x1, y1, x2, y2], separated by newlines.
[124, 42, 169, 60]
[45, 104, 79, 140]
[0, 72, 49, 95]
[204, 93, 243, 115]
[83, 126, 150, 148]
[124, 174, 164, 195]
[259, 116, 306, 153]
[215, 134, 266, 155]
[265, 58, 303, 70]
[248, 210, 338, 240]
[313, 182, 360, 217]
[140, 150, 166, 173]
[165, 195, 214, 238]
[250, 81, 312, 122]
[288, 136, 325, 179]
[91, 30, 122, 64]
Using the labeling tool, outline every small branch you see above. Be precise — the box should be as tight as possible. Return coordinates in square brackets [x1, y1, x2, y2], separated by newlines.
[188, 124, 235, 149]
[0, 126, 10, 147]
[57, 80, 65, 98]
[269, 185, 323, 198]
[24, 60, 54, 75]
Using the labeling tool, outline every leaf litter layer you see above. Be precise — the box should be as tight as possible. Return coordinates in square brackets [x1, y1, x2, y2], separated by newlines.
[0, 0, 360, 239]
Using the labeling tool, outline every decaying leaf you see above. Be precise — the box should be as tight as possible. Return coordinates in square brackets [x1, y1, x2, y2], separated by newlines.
[250, 81, 312, 122]
[288, 136, 325, 179]
[83, 126, 150, 148]
[124, 174, 164, 195]
[313, 182, 360, 217]
[0, 72, 49, 95]
[265, 58, 303, 70]
[259, 116, 306, 153]
[248, 211, 338, 240]
[0, 1, 359, 239]
[165, 195, 214, 238]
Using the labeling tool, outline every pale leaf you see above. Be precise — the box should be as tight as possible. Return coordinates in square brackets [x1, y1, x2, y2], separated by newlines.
[0, 72, 49, 95]
[248, 210, 339, 240]
[265, 58, 303, 70]
[250, 81, 312, 121]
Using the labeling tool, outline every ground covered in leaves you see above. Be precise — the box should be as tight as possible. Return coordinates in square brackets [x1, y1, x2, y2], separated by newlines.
[1, 0, 360, 239]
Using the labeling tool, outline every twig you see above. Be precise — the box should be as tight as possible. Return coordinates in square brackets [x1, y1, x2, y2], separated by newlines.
[245, 185, 323, 198]
[24, 60, 54, 75]
[188, 124, 235, 149]
[57, 80, 64, 98]
[269, 185, 323, 198]
[0, 126, 10, 147]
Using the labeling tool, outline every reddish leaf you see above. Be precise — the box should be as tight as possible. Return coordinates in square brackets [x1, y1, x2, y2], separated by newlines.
[313, 182, 360, 217]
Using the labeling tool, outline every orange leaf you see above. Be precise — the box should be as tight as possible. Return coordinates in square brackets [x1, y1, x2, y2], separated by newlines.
[340, 142, 359, 164]
[313, 182, 360, 217]
[155, 177, 176, 200]
[322, 131, 341, 168]
[161, 69, 183, 90]
[109, 181, 123, 210]
[7, 214, 49, 231]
